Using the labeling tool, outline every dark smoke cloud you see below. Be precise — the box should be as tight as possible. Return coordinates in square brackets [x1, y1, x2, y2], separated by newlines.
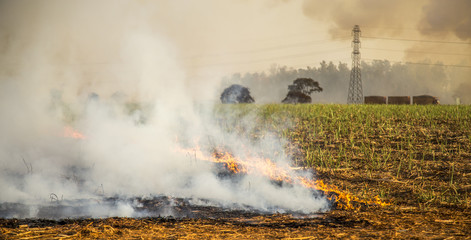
[300, 0, 470, 104]
[301, 0, 471, 41]
[419, 0, 471, 40]
[301, 0, 426, 36]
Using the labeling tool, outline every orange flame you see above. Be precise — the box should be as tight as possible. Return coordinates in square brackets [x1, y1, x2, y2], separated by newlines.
[212, 151, 246, 173]
[176, 144, 389, 210]
[63, 126, 86, 139]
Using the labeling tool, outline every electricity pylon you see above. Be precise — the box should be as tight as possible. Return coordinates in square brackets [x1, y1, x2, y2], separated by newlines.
[347, 25, 363, 104]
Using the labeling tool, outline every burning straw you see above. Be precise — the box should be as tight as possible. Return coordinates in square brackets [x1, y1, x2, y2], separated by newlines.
[176, 144, 389, 211]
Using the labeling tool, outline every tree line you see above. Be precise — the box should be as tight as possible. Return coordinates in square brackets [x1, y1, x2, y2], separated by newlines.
[220, 60, 466, 104]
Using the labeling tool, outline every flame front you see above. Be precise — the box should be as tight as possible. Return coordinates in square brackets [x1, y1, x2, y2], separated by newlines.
[212, 151, 246, 173]
[176, 144, 389, 210]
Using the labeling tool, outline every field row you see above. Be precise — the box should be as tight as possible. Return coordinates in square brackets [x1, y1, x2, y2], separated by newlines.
[215, 104, 471, 208]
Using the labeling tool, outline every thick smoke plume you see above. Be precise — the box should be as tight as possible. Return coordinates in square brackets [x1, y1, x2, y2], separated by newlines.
[301, 0, 471, 41]
[302, 0, 426, 37]
[0, 1, 328, 218]
[418, 0, 471, 40]
[300, 0, 470, 104]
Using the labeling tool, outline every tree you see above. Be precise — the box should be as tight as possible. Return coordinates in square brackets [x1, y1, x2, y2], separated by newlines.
[220, 84, 255, 104]
[282, 91, 312, 103]
[288, 78, 323, 95]
[282, 78, 322, 103]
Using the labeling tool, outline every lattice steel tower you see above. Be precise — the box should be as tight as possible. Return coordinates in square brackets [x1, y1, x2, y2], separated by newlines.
[347, 25, 363, 104]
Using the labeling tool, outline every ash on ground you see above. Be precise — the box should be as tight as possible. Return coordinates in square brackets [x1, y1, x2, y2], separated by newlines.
[0, 195, 330, 220]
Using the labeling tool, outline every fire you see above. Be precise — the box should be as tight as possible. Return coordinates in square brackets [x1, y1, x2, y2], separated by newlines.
[204, 147, 294, 183]
[176, 144, 389, 210]
[212, 151, 246, 173]
[63, 126, 86, 139]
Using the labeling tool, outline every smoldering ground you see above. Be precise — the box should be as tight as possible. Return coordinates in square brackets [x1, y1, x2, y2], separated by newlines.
[0, 1, 328, 218]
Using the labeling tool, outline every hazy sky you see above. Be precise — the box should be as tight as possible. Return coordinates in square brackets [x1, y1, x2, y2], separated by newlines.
[177, 0, 471, 76]
[0, 0, 469, 97]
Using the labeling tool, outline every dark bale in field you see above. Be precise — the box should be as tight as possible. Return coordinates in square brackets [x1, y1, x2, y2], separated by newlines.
[282, 78, 322, 104]
[220, 84, 255, 104]
[412, 95, 439, 105]
[364, 96, 386, 104]
[388, 96, 410, 105]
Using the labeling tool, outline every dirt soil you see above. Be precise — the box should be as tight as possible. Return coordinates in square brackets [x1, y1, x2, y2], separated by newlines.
[1, 168, 470, 239]
[1, 199, 470, 239]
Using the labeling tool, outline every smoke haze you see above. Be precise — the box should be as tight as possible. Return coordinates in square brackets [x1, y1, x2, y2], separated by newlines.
[0, 0, 329, 218]
[0, 0, 470, 218]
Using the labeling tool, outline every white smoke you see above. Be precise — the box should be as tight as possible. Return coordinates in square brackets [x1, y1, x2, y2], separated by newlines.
[0, 0, 328, 218]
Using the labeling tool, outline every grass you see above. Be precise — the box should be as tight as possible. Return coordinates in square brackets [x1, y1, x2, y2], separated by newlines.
[214, 104, 471, 208]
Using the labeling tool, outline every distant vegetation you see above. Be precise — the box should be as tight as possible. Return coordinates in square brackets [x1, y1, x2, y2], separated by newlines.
[222, 60, 467, 104]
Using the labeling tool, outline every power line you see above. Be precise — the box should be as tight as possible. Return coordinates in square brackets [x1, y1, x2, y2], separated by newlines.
[363, 47, 471, 57]
[360, 25, 418, 32]
[186, 58, 353, 79]
[187, 47, 350, 68]
[236, 30, 350, 44]
[362, 36, 471, 45]
[286, 59, 351, 69]
[362, 58, 471, 69]
[189, 37, 350, 58]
